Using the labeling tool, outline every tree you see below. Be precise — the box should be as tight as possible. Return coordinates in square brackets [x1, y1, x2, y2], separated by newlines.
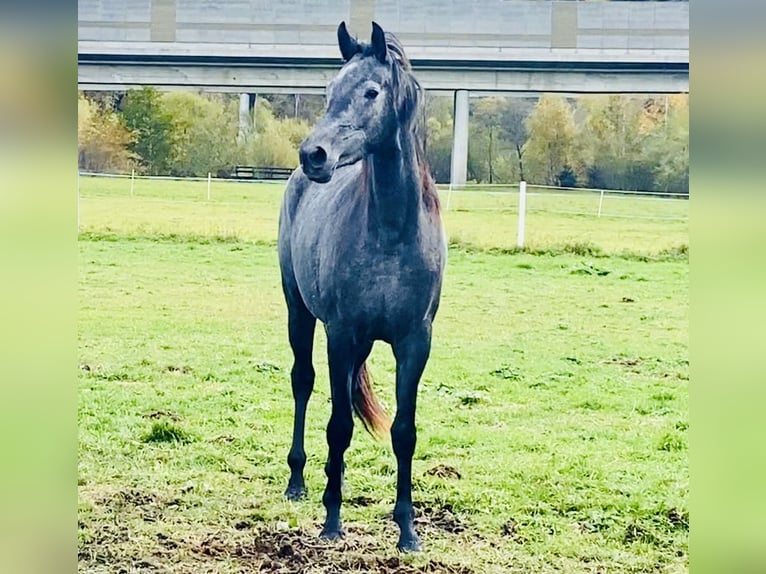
[645, 95, 688, 193]
[524, 95, 579, 186]
[578, 95, 659, 191]
[470, 98, 503, 183]
[423, 94, 453, 183]
[238, 99, 311, 168]
[121, 87, 173, 175]
[557, 165, 578, 188]
[266, 93, 325, 123]
[160, 91, 238, 177]
[78, 95, 135, 173]
[500, 98, 535, 182]
[469, 96, 535, 183]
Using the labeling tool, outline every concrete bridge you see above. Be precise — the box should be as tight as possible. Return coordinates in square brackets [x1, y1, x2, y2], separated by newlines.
[78, 0, 689, 185]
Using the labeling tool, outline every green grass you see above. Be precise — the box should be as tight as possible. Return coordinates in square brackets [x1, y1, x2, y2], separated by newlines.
[142, 421, 195, 444]
[78, 176, 688, 573]
[78, 175, 688, 256]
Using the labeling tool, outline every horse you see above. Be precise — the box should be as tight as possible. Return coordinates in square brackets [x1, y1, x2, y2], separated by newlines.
[277, 21, 447, 552]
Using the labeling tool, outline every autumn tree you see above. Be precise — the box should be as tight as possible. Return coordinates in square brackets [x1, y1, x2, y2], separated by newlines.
[238, 99, 311, 168]
[78, 95, 135, 173]
[469, 96, 534, 183]
[645, 95, 688, 193]
[501, 98, 535, 182]
[423, 94, 453, 183]
[524, 95, 579, 186]
[577, 95, 656, 190]
[160, 91, 238, 177]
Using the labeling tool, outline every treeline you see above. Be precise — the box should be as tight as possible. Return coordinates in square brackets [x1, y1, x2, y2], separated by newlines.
[425, 93, 688, 193]
[78, 89, 311, 177]
[78, 88, 688, 193]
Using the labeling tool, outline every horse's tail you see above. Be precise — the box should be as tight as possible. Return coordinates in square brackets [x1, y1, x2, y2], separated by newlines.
[352, 362, 391, 441]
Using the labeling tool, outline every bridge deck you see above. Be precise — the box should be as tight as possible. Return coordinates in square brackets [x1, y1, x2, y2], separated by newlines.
[78, 1, 688, 94]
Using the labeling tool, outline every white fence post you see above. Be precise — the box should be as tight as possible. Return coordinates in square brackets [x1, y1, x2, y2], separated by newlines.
[207, 172, 212, 201]
[598, 189, 605, 217]
[130, 168, 135, 196]
[517, 180, 527, 248]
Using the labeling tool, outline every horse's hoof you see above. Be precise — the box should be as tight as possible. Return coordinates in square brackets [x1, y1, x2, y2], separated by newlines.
[397, 536, 423, 553]
[284, 485, 306, 501]
[319, 527, 345, 541]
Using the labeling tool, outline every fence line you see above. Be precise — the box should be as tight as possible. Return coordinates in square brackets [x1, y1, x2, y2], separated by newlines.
[437, 189, 687, 203]
[437, 184, 688, 199]
[526, 183, 687, 198]
[445, 205, 686, 222]
[78, 171, 688, 222]
[78, 170, 287, 185]
[79, 170, 689, 199]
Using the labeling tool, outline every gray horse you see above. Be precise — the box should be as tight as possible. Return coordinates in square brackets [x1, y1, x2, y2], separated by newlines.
[278, 21, 447, 552]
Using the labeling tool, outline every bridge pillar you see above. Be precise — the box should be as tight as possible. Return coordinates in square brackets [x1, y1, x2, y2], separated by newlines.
[251, 93, 258, 132]
[450, 90, 469, 188]
[238, 93, 250, 142]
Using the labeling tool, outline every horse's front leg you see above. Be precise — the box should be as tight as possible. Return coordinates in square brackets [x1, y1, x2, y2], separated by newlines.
[391, 326, 432, 552]
[284, 297, 316, 501]
[320, 330, 356, 540]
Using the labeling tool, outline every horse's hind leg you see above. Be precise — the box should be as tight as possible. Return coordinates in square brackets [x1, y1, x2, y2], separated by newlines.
[337, 340, 373, 492]
[284, 294, 316, 501]
[319, 329, 358, 540]
[391, 326, 432, 552]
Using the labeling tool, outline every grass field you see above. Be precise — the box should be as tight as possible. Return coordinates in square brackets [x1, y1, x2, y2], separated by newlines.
[78, 176, 688, 573]
[78, 175, 688, 257]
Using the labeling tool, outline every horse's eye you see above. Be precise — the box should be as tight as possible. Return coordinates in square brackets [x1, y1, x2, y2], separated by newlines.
[364, 88, 379, 100]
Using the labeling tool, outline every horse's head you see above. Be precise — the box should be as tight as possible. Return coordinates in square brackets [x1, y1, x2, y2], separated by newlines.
[299, 21, 420, 184]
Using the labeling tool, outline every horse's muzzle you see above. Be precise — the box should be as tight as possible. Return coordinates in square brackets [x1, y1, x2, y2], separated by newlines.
[300, 144, 335, 183]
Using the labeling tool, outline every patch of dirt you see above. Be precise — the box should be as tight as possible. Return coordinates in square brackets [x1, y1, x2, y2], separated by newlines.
[414, 502, 466, 534]
[490, 366, 522, 381]
[188, 527, 474, 573]
[156, 531, 179, 549]
[212, 434, 237, 443]
[79, 488, 476, 573]
[102, 488, 166, 508]
[424, 465, 462, 480]
[666, 508, 689, 531]
[79, 522, 476, 573]
[500, 519, 527, 544]
[83, 487, 185, 522]
[570, 263, 610, 277]
[254, 361, 282, 373]
[346, 495, 376, 507]
[166, 364, 193, 374]
[144, 409, 181, 420]
[78, 521, 131, 561]
[623, 522, 662, 546]
[604, 356, 642, 369]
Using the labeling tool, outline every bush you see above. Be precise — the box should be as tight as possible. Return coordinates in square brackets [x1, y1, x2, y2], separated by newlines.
[78, 95, 135, 173]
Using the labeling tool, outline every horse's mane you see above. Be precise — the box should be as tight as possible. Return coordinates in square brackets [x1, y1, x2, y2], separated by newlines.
[361, 32, 441, 214]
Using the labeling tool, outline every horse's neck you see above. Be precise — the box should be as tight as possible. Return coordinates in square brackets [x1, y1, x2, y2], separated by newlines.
[366, 132, 421, 236]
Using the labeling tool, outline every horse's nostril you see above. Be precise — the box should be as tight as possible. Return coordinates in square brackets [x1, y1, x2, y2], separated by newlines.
[307, 146, 327, 168]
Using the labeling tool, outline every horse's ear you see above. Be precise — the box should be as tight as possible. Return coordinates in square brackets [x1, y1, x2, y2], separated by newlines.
[337, 21, 360, 62]
[370, 21, 387, 63]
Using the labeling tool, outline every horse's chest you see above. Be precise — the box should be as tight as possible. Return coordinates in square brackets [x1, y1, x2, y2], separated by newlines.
[298, 244, 438, 328]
